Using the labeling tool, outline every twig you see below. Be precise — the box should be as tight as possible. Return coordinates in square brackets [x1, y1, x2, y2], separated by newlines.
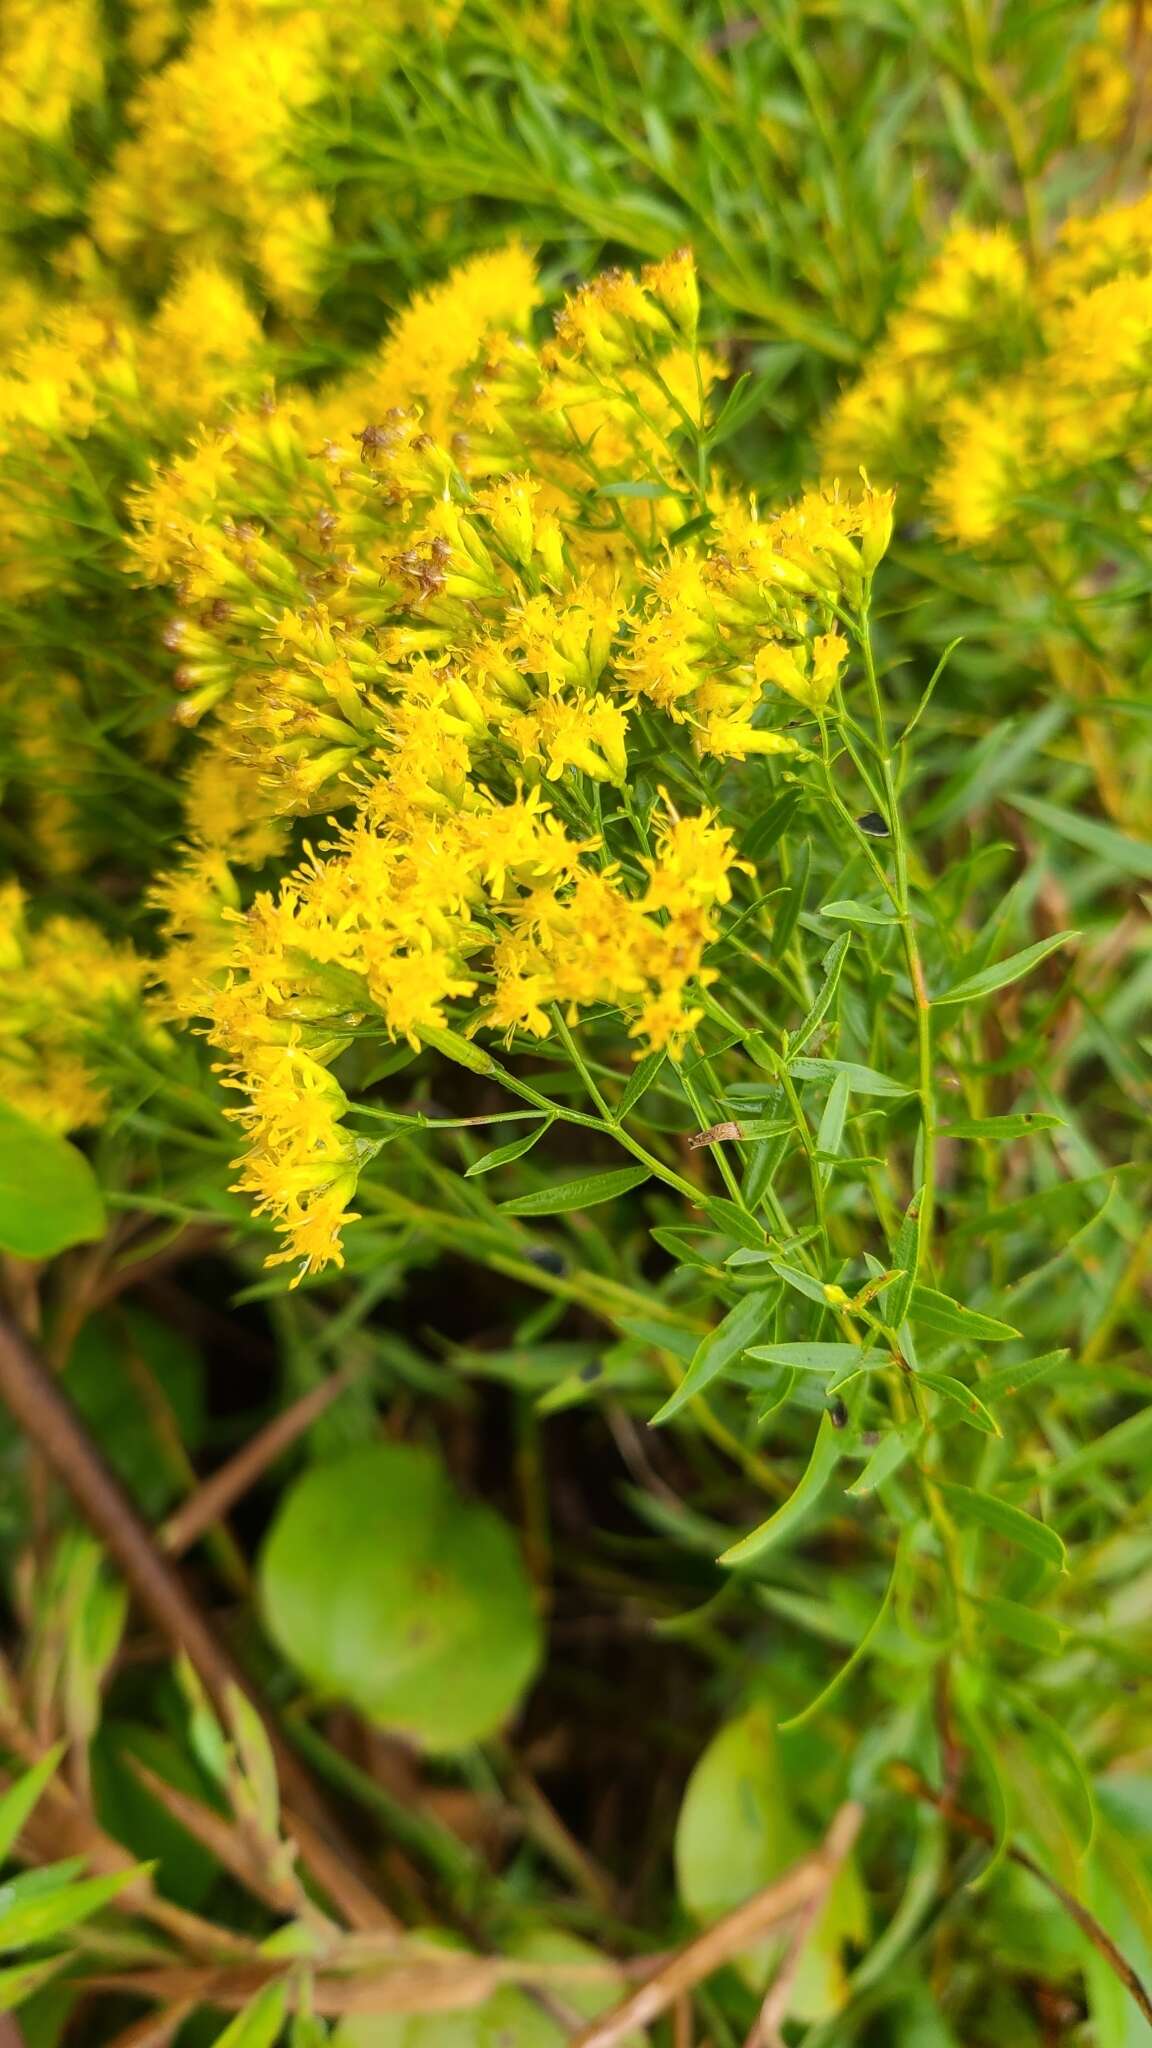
[103, 2004, 194, 2048]
[0, 1310, 395, 1930]
[743, 1805, 862, 2047]
[893, 1766, 1152, 2028]
[160, 1370, 354, 1557]
[567, 1821, 864, 2048]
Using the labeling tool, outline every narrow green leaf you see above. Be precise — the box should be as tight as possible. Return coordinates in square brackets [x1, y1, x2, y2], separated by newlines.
[767, 1258, 833, 1307]
[770, 840, 809, 960]
[939, 1113, 1065, 1141]
[933, 932, 1078, 1009]
[816, 1070, 850, 1184]
[788, 933, 851, 1056]
[213, 1981, 288, 2048]
[746, 1342, 864, 1373]
[916, 1371, 1001, 1436]
[789, 1057, 912, 1097]
[909, 1286, 1019, 1343]
[651, 1289, 776, 1425]
[0, 1865, 143, 1949]
[596, 478, 677, 500]
[846, 1425, 921, 1496]
[719, 1416, 843, 1566]
[0, 1748, 64, 1866]
[614, 1048, 667, 1121]
[885, 1189, 924, 1327]
[819, 899, 898, 927]
[500, 1165, 650, 1216]
[779, 1535, 902, 1729]
[0, 1101, 105, 1259]
[1041, 1406, 1152, 1490]
[970, 1593, 1064, 1656]
[1013, 793, 1152, 880]
[696, 1197, 767, 1250]
[0, 1956, 68, 2013]
[936, 1482, 1066, 1569]
[980, 1350, 1070, 1403]
[464, 1119, 553, 1177]
[417, 1023, 498, 1076]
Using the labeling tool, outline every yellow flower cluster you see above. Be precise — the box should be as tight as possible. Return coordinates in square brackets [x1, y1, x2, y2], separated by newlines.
[0, 258, 265, 602]
[823, 194, 1152, 547]
[0, 0, 105, 241]
[90, 0, 459, 312]
[1074, 3, 1145, 146]
[0, 884, 155, 1134]
[133, 247, 889, 1280]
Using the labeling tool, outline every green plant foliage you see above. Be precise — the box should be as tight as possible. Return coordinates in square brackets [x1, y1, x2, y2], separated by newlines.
[675, 1705, 867, 2018]
[0, 1, 1149, 2043]
[0, 1101, 105, 1259]
[260, 1445, 543, 1751]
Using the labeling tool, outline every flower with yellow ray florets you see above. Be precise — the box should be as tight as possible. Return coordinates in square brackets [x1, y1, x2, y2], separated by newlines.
[137, 247, 889, 1281]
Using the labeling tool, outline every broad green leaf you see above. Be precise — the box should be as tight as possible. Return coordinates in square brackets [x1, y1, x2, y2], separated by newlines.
[651, 1290, 776, 1424]
[0, 1100, 105, 1259]
[720, 1417, 843, 1566]
[909, 1286, 1019, 1343]
[675, 1708, 806, 1928]
[936, 1482, 1066, 1569]
[1013, 793, 1152, 880]
[933, 931, 1078, 1009]
[65, 1306, 205, 1519]
[674, 1706, 866, 2015]
[939, 1113, 1064, 1141]
[916, 1372, 1001, 1436]
[260, 1444, 541, 1751]
[213, 1982, 288, 2048]
[499, 1165, 650, 1216]
[0, 1748, 63, 1865]
[463, 1119, 553, 1177]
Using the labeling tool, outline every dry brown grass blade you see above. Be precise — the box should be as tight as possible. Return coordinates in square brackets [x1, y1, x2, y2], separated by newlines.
[0, 1310, 397, 1930]
[568, 1817, 864, 2048]
[160, 1370, 354, 1558]
[743, 1804, 863, 2047]
[2, 1751, 257, 1961]
[283, 1804, 405, 1934]
[103, 2002, 195, 2048]
[127, 1760, 319, 1922]
[86, 1948, 629, 2018]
